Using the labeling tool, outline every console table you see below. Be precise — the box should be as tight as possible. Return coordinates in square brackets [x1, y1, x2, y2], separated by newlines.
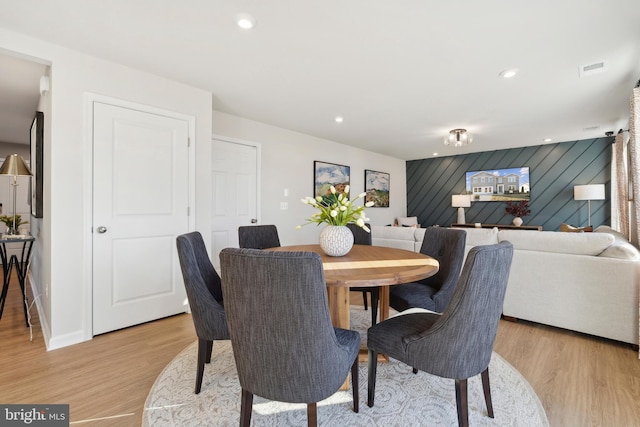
[452, 223, 543, 231]
[0, 234, 35, 326]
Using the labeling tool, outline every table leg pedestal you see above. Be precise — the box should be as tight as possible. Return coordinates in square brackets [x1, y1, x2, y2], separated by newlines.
[326, 286, 352, 391]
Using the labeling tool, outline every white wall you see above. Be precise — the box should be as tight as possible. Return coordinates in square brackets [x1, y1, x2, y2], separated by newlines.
[0, 27, 407, 350]
[0, 28, 212, 349]
[212, 111, 407, 246]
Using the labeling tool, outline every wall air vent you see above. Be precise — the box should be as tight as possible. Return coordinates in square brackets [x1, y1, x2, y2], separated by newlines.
[583, 125, 600, 132]
[579, 61, 606, 77]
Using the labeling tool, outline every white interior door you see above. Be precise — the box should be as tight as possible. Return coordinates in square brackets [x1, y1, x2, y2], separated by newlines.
[211, 138, 258, 270]
[92, 102, 190, 335]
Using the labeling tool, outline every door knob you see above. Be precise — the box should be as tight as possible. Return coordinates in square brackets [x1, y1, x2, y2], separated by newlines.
[96, 226, 107, 233]
[251, 218, 257, 223]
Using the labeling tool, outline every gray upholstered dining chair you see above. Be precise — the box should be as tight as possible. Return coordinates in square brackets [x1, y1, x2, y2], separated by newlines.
[389, 226, 466, 313]
[238, 224, 281, 249]
[367, 241, 514, 427]
[346, 223, 380, 325]
[176, 232, 230, 394]
[219, 247, 360, 427]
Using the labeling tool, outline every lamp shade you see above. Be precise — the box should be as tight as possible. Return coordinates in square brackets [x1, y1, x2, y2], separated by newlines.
[0, 154, 32, 176]
[573, 184, 605, 201]
[451, 194, 471, 208]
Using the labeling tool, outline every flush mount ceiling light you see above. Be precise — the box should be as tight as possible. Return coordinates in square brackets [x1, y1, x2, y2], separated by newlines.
[235, 13, 256, 29]
[444, 129, 472, 147]
[334, 116, 344, 123]
[499, 68, 518, 79]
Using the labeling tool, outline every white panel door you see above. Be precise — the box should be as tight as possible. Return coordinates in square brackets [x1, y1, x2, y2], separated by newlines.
[92, 102, 189, 335]
[211, 139, 257, 270]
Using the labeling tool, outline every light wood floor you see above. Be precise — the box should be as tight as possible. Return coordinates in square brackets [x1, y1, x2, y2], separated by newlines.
[1, 284, 640, 427]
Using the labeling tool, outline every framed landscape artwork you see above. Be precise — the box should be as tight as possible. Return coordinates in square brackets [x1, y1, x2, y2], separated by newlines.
[314, 161, 350, 198]
[30, 111, 44, 218]
[365, 169, 390, 207]
[465, 166, 530, 202]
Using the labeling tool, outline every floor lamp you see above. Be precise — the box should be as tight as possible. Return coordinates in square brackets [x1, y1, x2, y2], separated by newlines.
[0, 154, 32, 235]
[573, 184, 605, 227]
[452, 194, 471, 224]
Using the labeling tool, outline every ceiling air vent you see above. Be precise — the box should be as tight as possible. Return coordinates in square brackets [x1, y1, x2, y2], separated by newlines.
[579, 61, 606, 77]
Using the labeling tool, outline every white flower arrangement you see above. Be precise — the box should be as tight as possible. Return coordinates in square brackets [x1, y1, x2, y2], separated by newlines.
[297, 185, 373, 231]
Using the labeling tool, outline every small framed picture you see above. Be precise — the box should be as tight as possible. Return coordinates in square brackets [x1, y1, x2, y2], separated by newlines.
[30, 111, 44, 218]
[365, 169, 390, 207]
[314, 161, 350, 197]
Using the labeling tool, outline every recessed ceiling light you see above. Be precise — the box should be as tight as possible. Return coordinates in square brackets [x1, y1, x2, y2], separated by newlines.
[334, 116, 344, 123]
[543, 138, 553, 142]
[432, 152, 439, 156]
[499, 69, 518, 79]
[236, 13, 256, 29]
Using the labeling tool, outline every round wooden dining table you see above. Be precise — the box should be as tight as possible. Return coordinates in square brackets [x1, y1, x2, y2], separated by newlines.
[267, 244, 439, 331]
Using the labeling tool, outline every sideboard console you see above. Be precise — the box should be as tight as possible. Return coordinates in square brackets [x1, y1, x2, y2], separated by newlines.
[451, 223, 542, 231]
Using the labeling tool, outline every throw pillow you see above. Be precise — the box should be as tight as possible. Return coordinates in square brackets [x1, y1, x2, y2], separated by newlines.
[395, 216, 419, 227]
[560, 223, 593, 233]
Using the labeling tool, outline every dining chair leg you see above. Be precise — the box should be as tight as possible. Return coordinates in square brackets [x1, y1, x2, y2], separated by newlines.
[240, 389, 253, 427]
[195, 338, 208, 394]
[370, 287, 379, 325]
[362, 291, 368, 310]
[367, 349, 378, 407]
[351, 357, 359, 413]
[455, 378, 469, 427]
[481, 367, 494, 418]
[205, 340, 213, 363]
[307, 402, 317, 427]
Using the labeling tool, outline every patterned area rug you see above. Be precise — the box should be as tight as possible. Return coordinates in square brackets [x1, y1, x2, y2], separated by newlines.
[143, 307, 548, 426]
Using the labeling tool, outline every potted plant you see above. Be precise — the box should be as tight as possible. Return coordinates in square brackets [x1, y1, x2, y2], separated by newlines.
[505, 200, 530, 226]
[298, 185, 373, 256]
[0, 214, 28, 235]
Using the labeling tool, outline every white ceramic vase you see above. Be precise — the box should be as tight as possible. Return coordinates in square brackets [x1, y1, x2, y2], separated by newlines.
[512, 217, 523, 227]
[319, 225, 354, 256]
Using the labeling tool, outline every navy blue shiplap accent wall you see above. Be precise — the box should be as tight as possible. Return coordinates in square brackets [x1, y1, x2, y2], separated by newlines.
[406, 137, 613, 231]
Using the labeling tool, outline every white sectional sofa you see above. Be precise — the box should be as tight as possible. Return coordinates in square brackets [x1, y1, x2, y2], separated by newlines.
[371, 225, 640, 345]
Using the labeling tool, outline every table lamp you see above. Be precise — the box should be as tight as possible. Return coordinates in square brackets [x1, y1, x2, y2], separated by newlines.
[573, 184, 605, 226]
[0, 154, 32, 235]
[452, 194, 471, 224]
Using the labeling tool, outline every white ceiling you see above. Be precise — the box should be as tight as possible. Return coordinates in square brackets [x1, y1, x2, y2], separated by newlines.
[0, 0, 639, 159]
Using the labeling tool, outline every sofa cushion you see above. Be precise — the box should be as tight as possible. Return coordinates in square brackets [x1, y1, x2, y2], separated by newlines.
[594, 226, 640, 260]
[373, 225, 418, 241]
[498, 230, 614, 256]
[594, 225, 628, 240]
[560, 223, 593, 233]
[462, 227, 499, 247]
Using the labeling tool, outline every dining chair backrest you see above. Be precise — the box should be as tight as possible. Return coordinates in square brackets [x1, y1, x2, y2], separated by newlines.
[176, 231, 230, 394]
[176, 232, 225, 326]
[418, 226, 466, 310]
[412, 241, 514, 378]
[347, 223, 372, 245]
[238, 225, 281, 249]
[219, 247, 358, 403]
